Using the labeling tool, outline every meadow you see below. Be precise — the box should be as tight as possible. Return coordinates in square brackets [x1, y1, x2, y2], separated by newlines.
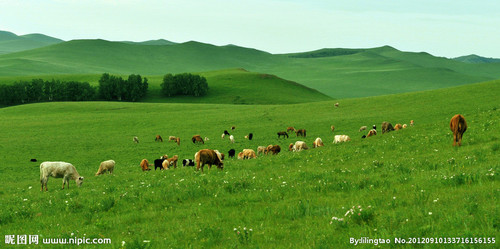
[0, 80, 498, 248]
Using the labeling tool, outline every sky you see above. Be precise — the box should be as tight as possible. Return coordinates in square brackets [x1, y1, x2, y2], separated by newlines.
[1, 0, 500, 58]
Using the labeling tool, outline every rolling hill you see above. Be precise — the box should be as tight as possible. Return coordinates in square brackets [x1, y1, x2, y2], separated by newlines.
[1, 33, 500, 99]
[0, 31, 63, 54]
[453, 54, 500, 64]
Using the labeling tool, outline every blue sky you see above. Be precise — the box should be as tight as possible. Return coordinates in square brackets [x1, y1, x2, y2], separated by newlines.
[1, 0, 499, 57]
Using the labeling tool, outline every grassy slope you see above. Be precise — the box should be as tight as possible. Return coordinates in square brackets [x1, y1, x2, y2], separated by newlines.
[1, 40, 499, 99]
[0, 68, 332, 105]
[0, 31, 63, 55]
[0, 80, 498, 248]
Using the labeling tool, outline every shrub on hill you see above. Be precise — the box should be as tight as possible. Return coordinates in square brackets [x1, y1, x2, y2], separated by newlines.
[0, 79, 96, 105]
[98, 73, 148, 101]
[161, 73, 208, 97]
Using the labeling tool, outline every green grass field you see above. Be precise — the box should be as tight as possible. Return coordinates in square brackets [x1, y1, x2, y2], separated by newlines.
[0, 80, 498, 248]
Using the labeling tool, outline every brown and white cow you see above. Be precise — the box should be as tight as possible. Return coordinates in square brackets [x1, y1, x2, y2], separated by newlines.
[195, 149, 223, 172]
[192, 135, 204, 144]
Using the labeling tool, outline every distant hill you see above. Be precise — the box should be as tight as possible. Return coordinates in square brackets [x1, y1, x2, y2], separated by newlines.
[121, 39, 178, 46]
[453, 54, 500, 64]
[0, 31, 64, 54]
[1, 31, 500, 99]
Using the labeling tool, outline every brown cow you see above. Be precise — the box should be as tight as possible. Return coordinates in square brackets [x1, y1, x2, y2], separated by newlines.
[381, 122, 394, 134]
[155, 135, 163, 142]
[268, 145, 281, 155]
[192, 135, 204, 144]
[410, 120, 414, 126]
[331, 125, 335, 132]
[295, 129, 306, 137]
[287, 127, 296, 133]
[163, 155, 179, 169]
[450, 114, 467, 146]
[394, 124, 403, 130]
[277, 131, 289, 138]
[195, 149, 223, 172]
[366, 129, 377, 137]
[140, 159, 151, 171]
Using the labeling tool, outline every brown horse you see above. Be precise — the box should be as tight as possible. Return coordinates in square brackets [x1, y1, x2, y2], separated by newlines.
[450, 114, 467, 146]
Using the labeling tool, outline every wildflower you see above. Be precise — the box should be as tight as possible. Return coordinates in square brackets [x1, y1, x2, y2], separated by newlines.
[28, 186, 32, 189]
[428, 212, 432, 215]
[393, 196, 396, 200]
[122, 241, 126, 246]
[23, 199, 28, 201]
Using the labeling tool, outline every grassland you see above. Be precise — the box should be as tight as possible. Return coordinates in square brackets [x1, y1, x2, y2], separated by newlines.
[0, 80, 498, 248]
[1, 38, 500, 99]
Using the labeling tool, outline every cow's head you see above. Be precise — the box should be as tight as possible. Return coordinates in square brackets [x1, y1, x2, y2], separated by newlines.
[76, 176, 84, 187]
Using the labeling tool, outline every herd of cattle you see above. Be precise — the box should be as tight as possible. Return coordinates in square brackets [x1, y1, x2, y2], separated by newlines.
[39, 114, 467, 192]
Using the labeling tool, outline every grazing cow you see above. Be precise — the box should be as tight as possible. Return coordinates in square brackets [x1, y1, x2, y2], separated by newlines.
[361, 135, 367, 139]
[366, 129, 377, 137]
[248, 133, 253, 140]
[231, 126, 236, 131]
[450, 114, 467, 146]
[334, 102, 339, 107]
[221, 133, 226, 139]
[155, 135, 163, 142]
[402, 124, 408, 129]
[95, 160, 115, 176]
[224, 130, 230, 136]
[30, 159, 37, 162]
[331, 125, 335, 132]
[154, 155, 168, 170]
[228, 149, 236, 158]
[257, 146, 267, 155]
[334, 135, 351, 143]
[277, 131, 289, 138]
[192, 135, 204, 144]
[410, 120, 414, 126]
[267, 145, 281, 155]
[163, 155, 179, 169]
[381, 122, 394, 134]
[182, 159, 195, 167]
[140, 159, 151, 171]
[169, 136, 177, 141]
[195, 149, 224, 172]
[394, 124, 403, 130]
[289, 141, 309, 152]
[359, 126, 367, 132]
[40, 162, 84, 191]
[313, 137, 324, 148]
[229, 135, 235, 143]
[295, 129, 306, 137]
[176, 137, 180, 145]
[204, 137, 210, 141]
[287, 127, 296, 133]
[238, 149, 256, 159]
[372, 125, 377, 130]
[133, 136, 139, 143]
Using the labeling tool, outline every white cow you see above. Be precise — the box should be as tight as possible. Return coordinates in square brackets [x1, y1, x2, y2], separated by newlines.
[95, 160, 115, 176]
[40, 161, 84, 191]
[334, 135, 351, 143]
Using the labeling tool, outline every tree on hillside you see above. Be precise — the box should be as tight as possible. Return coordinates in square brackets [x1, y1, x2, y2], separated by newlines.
[160, 73, 208, 97]
[98, 73, 148, 101]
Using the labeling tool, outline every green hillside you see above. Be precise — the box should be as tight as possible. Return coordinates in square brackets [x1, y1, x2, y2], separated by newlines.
[0, 31, 63, 54]
[454, 54, 500, 64]
[0, 80, 498, 248]
[0, 69, 332, 105]
[1, 37, 500, 99]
